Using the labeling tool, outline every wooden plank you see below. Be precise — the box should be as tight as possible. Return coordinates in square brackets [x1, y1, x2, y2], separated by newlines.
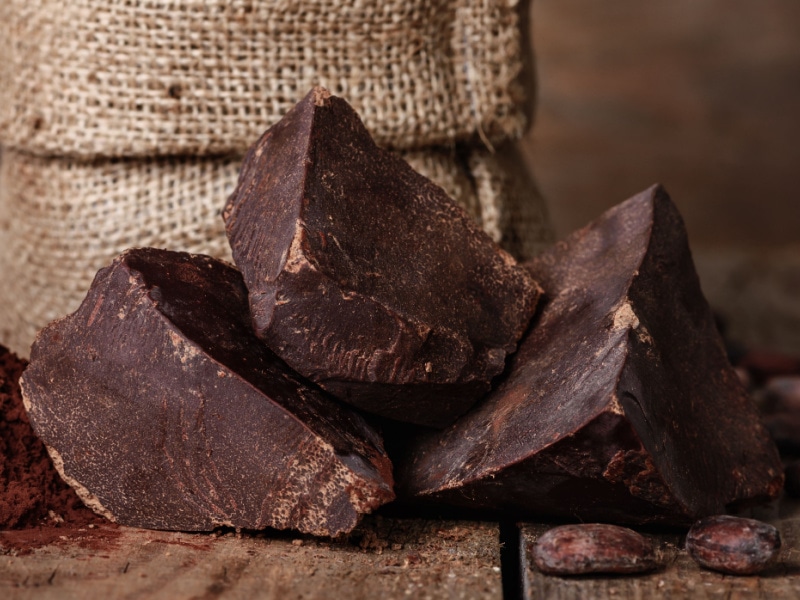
[520, 499, 800, 599]
[0, 517, 501, 600]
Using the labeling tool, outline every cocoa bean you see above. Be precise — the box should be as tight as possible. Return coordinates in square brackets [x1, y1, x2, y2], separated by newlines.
[686, 515, 781, 575]
[532, 524, 659, 576]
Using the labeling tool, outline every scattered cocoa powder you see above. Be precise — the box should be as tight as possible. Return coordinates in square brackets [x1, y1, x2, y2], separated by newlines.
[0, 521, 122, 556]
[1, 343, 114, 554]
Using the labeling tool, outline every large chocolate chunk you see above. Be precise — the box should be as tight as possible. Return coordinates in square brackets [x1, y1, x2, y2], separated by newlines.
[20, 248, 394, 536]
[223, 88, 541, 428]
[399, 185, 783, 525]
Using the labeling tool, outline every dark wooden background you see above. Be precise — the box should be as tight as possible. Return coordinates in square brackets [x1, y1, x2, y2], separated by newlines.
[523, 0, 800, 355]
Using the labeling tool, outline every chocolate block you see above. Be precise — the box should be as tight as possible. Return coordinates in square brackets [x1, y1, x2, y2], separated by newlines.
[399, 185, 783, 525]
[20, 248, 394, 536]
[223, 88, 541, 428]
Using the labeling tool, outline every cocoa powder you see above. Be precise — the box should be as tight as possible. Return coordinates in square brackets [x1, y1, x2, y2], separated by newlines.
[1, 343, 110, 553]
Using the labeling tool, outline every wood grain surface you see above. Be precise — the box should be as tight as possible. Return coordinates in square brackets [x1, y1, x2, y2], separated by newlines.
[0, 517, 501, 600]
[525, 0, 800, 355]
[5, 500, 800, 599]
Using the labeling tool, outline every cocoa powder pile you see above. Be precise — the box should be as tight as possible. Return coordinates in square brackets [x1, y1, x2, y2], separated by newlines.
[0, 344, 100, 529]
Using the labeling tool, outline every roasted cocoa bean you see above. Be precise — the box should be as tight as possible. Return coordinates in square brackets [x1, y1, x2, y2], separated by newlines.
[532, 524, 659, 576]
[686, 515, 781, 575]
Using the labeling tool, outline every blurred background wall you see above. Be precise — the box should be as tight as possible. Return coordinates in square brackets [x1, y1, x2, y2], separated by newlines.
[523, 0, 800, 354]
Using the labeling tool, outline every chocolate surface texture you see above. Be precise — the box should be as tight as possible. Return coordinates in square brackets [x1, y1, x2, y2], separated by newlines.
[20, 248, 394, 536]
[399, 185, 783, 525]
[223, 88, 541, 428]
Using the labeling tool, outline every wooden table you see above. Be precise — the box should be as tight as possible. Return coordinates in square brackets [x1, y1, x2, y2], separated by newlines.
[0, 517, 501, 599]
[520, 499, 800, 599]
[3, 499, 800, 599]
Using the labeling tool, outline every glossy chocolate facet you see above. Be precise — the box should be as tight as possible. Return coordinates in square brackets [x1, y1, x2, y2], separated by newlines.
[399, 185, 783, 525]
[21, 248, 394, 536]
[223, 88, 541, 427]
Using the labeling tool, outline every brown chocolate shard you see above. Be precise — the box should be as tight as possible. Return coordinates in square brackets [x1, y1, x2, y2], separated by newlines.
[20, 248, 394, 536]
[398, 185, 783, 525]
[223, 88, 541, 428]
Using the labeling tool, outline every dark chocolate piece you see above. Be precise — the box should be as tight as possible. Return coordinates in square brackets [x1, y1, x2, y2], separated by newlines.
[223, 88, 541, 428]
[398, 185, 783, 525]
[532, 524, 659, 576]
[21, 249, 394, 536]
[686, 515, 781, 575]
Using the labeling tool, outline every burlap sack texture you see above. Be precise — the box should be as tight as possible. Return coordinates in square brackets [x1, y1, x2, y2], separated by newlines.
[0, 152, 240, 356]
[0, 0, 554, 356]
[0, 145, 552, 356]
[0, 0, 528, 159]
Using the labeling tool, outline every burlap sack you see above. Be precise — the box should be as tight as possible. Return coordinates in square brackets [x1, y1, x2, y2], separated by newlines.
[0, 152, 238, 356]
[0, 145, 551, 356]
[0, 0, 528, 159]
[468, 142, 553, 259]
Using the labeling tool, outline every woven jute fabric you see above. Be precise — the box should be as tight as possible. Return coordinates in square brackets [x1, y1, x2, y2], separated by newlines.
[0, 152, 240, 356]
[469, 141, 554, 260]
[0, 145, 550, 356]
[0, 0, 528, 159]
